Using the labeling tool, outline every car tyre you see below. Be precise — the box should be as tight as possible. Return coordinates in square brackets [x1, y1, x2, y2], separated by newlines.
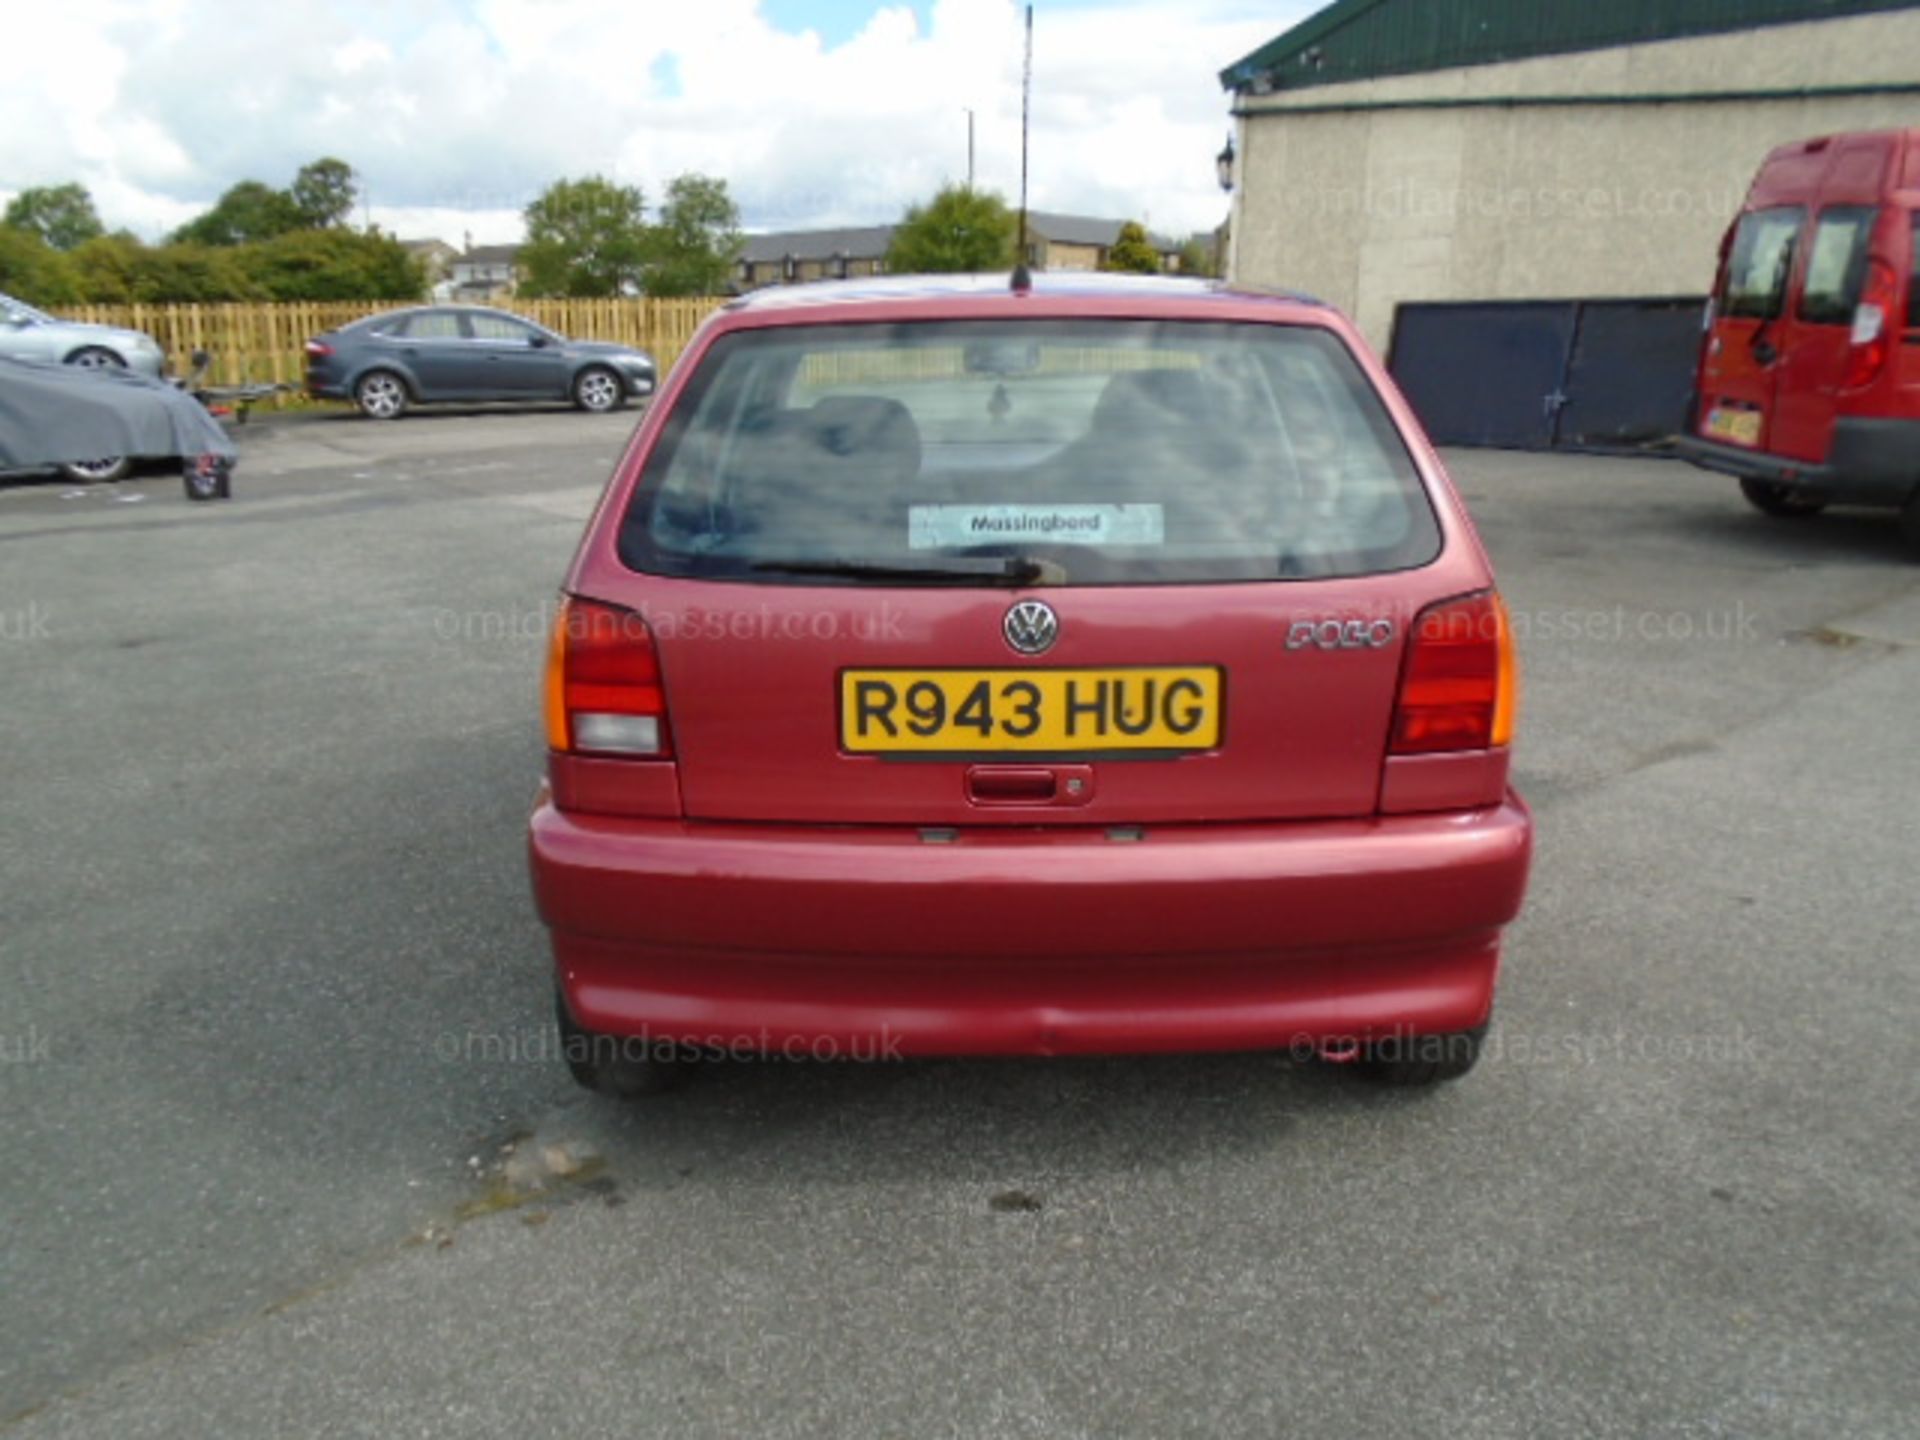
[59, 457, 132, 483]
[64, 346, 126, 370]
[572, 365, 625, 414]
[1900, 487, 1920, 557]
[1739, 477, 1826, 518]
[555, 991, 688, 1097]
[1359, 1024, 1487, 1087]
[354, 369, 409, 420]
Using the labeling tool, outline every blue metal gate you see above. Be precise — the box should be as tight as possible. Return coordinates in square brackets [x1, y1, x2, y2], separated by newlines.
[1386, 297, 1705, 453]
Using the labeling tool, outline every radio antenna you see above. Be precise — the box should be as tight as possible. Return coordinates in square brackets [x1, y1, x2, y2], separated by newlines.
[1013, 4, 1034, 290]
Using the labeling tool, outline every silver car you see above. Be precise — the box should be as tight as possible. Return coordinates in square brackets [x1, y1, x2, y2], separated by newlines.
[0, 290, 166, 378]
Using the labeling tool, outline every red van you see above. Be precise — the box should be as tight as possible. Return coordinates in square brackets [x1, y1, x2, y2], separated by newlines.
[1678, 129, 1920, 548]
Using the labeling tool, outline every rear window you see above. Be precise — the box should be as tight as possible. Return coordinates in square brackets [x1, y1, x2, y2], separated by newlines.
[1719, 206, 1804, 320]
[1797, 206, 1877, 324]
[619, 319, 1439, 585]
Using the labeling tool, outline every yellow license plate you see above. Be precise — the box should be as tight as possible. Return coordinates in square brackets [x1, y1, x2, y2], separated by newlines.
[840, 667, 1222, 754]
[1706, 407, 1762, 446]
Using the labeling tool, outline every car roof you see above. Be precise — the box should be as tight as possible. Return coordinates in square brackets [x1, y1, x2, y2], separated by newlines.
[341, 304, 549, 332]
[723, 272, 1323, 313]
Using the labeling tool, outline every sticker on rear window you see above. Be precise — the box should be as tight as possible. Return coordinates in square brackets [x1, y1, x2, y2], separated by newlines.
[908, 504, 1165, 550]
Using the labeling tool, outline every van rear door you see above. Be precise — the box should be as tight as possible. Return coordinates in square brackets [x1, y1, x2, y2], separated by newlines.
[1770, 203, 1881, 462]
[1697, 205, 1803, 452]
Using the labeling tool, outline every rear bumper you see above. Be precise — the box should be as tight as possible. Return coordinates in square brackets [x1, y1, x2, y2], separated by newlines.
[1676, 419, 1920, 507]
[529, 794, 1533, 1057]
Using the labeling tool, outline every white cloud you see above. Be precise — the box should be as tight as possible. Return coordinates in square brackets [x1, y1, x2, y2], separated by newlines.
[0, 0, 1300, 245]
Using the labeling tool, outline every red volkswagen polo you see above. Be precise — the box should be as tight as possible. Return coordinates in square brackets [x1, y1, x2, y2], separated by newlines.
[529, 273, 1531, 1095]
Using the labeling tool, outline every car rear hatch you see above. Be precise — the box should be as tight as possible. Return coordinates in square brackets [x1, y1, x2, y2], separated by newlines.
[560, 310, 1494, 827]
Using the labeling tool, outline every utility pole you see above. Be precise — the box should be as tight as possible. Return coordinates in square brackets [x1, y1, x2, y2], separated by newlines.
[964, 108, 976, 190]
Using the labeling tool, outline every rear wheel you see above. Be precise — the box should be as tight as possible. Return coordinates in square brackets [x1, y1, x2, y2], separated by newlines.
[64, 346, 126, 370]
[1739, 477, 1826, 518]
[1359, 1025, 1487, 1087]
[354, 369, 409, 420]
[572, 365, 625, 413]
[555, 991, 688, 1097]
[60, 456, 131, 483]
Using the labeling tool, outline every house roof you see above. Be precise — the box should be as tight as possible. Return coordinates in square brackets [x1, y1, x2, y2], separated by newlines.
[400, 238, 457, 254]
[1220, 0, 1920, 94]
[1024, 211, 1177, 253]
[457, 244, 522, 265]
[739, 225, 898, 264]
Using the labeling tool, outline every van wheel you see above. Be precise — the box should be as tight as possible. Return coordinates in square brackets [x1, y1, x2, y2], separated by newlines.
[1359, 1025, 1487, 1086]
[555, 991, 688, 1097]
[1740, 477, 1826, 518]
[1900, 488, 1920, 557]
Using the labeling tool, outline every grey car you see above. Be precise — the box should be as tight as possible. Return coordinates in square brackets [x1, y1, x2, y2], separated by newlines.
[0, 290, 167, 377]
[304, 305, 657, 419]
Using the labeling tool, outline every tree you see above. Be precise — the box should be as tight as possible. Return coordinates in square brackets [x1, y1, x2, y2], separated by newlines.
[1102, 220, 1161, 274]
[236, 229, 423, 301]
[0, 226, 81, 304]
[3, 183, 105, 251]
[1176, 234, 1220, 279]
[519, 176, 649, 298]
[172, 180, 304, 247]
[644, 173, 743, 297]
[887, 186, 1017, 274]
[289, 158, 359, 230]
[68, 234, 263, 303]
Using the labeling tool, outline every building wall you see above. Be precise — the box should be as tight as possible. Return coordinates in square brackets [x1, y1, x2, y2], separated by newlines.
[1042, 240, 1106, 272]
[1228, 9, 1920, 350]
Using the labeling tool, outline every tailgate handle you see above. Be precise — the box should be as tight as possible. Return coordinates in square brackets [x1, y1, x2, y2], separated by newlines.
[966, 766, 1058, 804]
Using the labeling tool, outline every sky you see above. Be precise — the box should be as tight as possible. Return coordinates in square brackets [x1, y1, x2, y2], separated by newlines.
[0, 0, 1310, 250]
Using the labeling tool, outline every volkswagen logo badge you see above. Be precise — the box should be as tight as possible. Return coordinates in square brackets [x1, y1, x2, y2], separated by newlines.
[1003, 599, 1059, 655]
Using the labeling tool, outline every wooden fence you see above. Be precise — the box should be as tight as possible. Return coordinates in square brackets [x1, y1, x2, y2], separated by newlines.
[47, 297, 725, 400]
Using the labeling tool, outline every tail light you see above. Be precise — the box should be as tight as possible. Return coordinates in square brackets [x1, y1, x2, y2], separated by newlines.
[545, 597, 672, 757]
[1390, 591, 1517, 755]
[1842, 258, 1898, 390]
[304, 339, 334, 358]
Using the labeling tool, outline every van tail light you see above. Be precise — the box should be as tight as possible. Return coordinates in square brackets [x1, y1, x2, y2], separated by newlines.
[1390, 591, 1517, 755]
[1842, 259, 1898, 390]
[545, 597, 673, 758]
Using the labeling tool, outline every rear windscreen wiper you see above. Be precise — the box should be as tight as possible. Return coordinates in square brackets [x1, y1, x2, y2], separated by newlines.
[747, 556, 1057, 585]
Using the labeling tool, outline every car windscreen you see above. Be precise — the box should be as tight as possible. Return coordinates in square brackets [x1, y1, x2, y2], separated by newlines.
[3, 295, 54, 325]
[618, 319, 1440, 585]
